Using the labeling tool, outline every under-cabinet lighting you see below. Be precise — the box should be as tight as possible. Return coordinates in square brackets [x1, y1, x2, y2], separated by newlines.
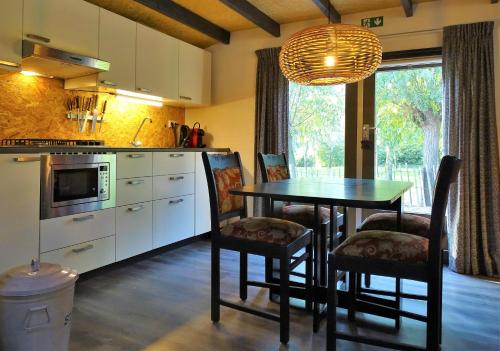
[116, 89, 163, 102]
[21, 70, 41, 76]
[116, 95, 163, 107]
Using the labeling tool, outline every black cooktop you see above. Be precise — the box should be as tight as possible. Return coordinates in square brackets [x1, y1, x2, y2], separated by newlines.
[0, 139, 105, 146]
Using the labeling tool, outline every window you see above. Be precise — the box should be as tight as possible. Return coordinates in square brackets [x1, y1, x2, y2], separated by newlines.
[288, 82, 345, 178]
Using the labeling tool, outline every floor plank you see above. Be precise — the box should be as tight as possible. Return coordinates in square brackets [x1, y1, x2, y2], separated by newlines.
[70, 239, 500, 351]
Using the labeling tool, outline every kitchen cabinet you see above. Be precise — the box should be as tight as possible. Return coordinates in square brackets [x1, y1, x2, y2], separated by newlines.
[153, 152, 195, 176]
[179, 42, 212, 105]
[153, 173, 195, 200]
[117, 177, 153, 207]
[153, 195, 194, 248]
[195, 153, 212, 235]
[116, 152, 153, 179]
[136, 24, 179, 100]
[0, 155, 40, 273]
[41, 235, 115, 274]
[23, 0, 99, 57]
[0, 0, 22, 73]
[116, 202, 153, 261]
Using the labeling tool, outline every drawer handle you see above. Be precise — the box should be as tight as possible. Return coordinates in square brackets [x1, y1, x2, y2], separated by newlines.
[169, 176, 184, 181]
[72, 244, 94, 253]
[128, 205, 145, 212]
[127, 154, 145, 158]
[26, 33, 51, 43]
[169, 199, 184, 204]
[136, 87, 152, 93]
[127, 179, 145, 185]
[100, 80, 117, 87]
[13, 157, 40, 162]
[73, 214, 95, 222]
[179, 95, 192, 101]
[169, 154, 184, 158]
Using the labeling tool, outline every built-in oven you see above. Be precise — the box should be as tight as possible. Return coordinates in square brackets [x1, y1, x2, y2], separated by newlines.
[41, 154, 116, 219]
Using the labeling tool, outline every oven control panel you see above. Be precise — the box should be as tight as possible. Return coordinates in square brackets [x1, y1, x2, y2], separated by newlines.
[99, 164, 110, 200]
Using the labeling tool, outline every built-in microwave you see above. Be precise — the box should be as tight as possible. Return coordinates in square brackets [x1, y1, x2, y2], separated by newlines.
[41, 154, 116, 219]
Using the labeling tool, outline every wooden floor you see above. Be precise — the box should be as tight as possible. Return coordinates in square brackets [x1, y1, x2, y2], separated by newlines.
[70, 239, 500, 351]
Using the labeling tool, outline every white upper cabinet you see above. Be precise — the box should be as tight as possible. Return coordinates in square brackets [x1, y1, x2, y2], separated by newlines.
[179, 42, 211, 106]
[97, 9, 136, 91]
[23, 0, 99, 57]
[136, 24, 179, 100]
[0, 0, 22, 72]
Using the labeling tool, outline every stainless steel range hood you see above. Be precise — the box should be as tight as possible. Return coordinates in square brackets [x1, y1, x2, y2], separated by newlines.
[22, 40, 110, 79]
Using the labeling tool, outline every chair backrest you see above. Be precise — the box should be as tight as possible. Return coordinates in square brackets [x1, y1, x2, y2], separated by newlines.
[202, 152, 247, 236]
[428, 155, 461, 259]
[257, 153, 290, 183]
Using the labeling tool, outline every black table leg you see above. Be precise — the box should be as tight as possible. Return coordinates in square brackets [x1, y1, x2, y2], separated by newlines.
[395, 197, 402, 330]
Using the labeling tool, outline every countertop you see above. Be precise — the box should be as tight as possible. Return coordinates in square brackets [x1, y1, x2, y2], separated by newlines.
[0, 146, 230, 154]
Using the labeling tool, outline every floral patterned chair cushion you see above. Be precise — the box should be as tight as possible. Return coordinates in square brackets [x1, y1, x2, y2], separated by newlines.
[282, 205, 332, 228]
[213, 167, 244, 214]
[220, 217, 307, 246]
[334, 230, 429, 264]
[266, 165, 289, 181]
[359, 213, 430, 237]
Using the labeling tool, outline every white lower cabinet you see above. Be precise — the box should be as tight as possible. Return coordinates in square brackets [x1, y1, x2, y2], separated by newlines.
[41, 236, 115, 274]
[153, 195, 194, 248]
[195, 152, 211, 235]
[116, 202, 153, 261]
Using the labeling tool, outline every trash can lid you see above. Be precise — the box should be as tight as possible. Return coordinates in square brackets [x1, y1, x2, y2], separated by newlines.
[0, 260, 78, 297]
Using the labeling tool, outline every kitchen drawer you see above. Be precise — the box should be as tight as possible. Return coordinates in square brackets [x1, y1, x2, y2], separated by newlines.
[153, 195, 194, 248]
[153, 173, 194, 200]
[117, 152, 152, 179]
[40, 208, 115, 253]
[116, 202, 153, 261]
[153, 152, 194, 176]
[40, 235, 115, 274]
[117, 177, 153, 206]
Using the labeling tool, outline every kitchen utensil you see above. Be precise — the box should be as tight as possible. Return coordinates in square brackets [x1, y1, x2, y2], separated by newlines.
[99, 100, 107, 133]
[179, 125, 190, 147]
[189, 122, 205, 148]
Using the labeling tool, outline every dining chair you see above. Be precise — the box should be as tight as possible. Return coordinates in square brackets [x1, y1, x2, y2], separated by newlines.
[257, 152, 345, 332]
[327, 155, 461, 351]
[202, 152, 314, 344]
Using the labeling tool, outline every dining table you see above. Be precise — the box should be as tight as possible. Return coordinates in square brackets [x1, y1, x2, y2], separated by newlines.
[229, 176, 412, 328]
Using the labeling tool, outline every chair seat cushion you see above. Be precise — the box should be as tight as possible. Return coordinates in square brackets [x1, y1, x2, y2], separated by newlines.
[334, 230, 429, 264]
[282, 205, 331, 228]
[220, 217, 307, 246]
[359, 213, 430, 237]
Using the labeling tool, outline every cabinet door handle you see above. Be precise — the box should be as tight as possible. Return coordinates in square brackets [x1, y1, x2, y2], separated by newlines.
[13, 157, 40, 162]
[26, 33, 51, 43]
[127, 154, 145, 158]
[128, 205, 145, 212]
[73, 214, 95, 222]
[169, 154, 184, 158]
[127, 179, 145, 185]
[179, 95, 192, 101]
[169, 176, 184, 181]
[136, 87, 152, 93]
[100, 80, 117, 87]
[72, 244, 94, 253]
[169, 199, 184, 204]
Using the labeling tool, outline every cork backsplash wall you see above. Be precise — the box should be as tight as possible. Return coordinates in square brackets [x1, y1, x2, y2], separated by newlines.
[0, 73, 185, 147]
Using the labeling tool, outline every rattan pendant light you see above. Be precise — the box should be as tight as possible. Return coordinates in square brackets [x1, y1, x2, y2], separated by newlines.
[279, 22, 382, 85]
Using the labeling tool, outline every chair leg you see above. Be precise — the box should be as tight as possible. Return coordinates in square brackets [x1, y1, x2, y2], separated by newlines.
[279, 255, 290, 344]
[320, 226, 327, 287]
[327, 255, 337, 351]
[211, 243, 220, 323]
[438, 265, 444, 345]
[348, 271, 357, 322]
[305, 242, 313, 312]
[356, 272, 362, 295]
[426, 278, 440, 351]
[239, 252, 248, 301]
[395, 278, 402, 330]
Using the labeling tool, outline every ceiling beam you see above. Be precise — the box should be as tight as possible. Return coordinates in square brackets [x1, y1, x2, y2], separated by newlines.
[134, 0, 231, 44]
[400, 0, 414, 17]
[219, 0, 280, 37]
[312, 0, 341, 23]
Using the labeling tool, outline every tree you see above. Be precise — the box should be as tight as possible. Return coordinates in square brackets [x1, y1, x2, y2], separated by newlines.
[376, 67, 442, 187]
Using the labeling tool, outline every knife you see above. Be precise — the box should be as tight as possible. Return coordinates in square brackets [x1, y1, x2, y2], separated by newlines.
[75, 96, 81, 131]
[99, 100, 107, 132]
[90, 96, 98, 134]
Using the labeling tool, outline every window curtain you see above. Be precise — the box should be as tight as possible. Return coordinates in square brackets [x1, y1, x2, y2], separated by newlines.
[254, 47, 289, 216]
[443, 21, 500, 276]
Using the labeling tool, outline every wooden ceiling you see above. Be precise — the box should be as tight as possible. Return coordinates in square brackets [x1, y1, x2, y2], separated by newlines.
[85, 0, 436, 48]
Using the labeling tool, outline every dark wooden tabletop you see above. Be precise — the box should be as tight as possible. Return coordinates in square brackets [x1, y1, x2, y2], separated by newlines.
[229, 177, 412, 208]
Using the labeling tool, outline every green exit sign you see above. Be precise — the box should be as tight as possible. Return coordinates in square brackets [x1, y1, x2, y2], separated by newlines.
[361, 16, 384, 28]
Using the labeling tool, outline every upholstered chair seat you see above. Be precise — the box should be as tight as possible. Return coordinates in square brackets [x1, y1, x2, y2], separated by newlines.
[359, 212, 430, 237]
[221, 217, 308, 246]
[282, 205, 332, 228]
[334, 230, 429, 265]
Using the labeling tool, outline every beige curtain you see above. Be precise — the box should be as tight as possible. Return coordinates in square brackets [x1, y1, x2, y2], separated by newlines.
[443, 22, 500, 276]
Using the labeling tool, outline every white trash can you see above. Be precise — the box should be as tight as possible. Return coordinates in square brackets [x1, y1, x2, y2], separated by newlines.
[0, 260, 78, 351]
